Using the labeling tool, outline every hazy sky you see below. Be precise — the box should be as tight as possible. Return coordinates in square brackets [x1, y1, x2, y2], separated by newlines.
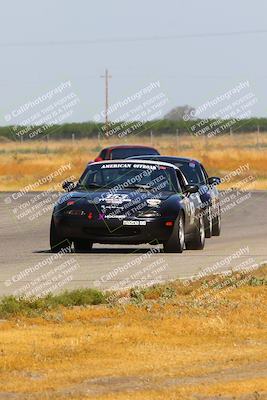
[0, 0, 267, 125]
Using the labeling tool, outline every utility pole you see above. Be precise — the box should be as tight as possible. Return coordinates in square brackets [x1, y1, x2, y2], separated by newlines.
[100, 69, 112, 135]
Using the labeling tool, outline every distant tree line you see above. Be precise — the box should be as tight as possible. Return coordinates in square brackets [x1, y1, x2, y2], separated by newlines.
[0, 118, 266, 141]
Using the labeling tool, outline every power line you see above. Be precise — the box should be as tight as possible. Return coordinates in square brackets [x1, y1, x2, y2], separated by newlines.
[1, 29, 267, 47]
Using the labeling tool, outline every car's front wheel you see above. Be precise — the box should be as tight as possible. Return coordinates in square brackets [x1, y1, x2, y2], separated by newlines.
[73, 239, 93, 253]
[50, 218, 71, 253]
[163, 213, 185, 253]
[186, 215, 205, 250]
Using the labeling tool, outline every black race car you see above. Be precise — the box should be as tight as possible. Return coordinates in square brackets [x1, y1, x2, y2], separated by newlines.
[50, 160, 205, 253]
[128, 155, 221, 238]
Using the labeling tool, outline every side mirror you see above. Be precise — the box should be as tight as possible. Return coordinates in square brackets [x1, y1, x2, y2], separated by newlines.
[62, 181, 75, 192]
[184, 184, 199, 194]
[208, 176, 221, 185]
[94, 156, 103, 162]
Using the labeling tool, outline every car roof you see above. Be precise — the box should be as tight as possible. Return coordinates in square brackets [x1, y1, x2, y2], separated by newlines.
[91, 159, 179, 169]
[102, 145, 157, 150]
[128, 155, 201, 164]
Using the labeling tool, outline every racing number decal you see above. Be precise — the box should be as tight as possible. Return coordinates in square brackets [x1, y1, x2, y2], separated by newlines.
[183, 197, 195, 225]
[183, 197, 189, 214]
[189, 201, 195, 224]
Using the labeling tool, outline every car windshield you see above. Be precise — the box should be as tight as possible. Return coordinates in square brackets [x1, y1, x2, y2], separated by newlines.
[174, 161, 206, 185]
[79, 162, 178, 192]
[110, 147, 159, 159]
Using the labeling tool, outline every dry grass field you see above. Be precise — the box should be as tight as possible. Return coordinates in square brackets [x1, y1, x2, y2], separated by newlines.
[0, 266, 267, 400]
[0, 132, 267, 191]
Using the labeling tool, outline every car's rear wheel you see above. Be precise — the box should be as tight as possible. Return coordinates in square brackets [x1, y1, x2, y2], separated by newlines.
[50, 218, 71, 253]
[204, 207, 212, 238]
[73, 239, 93, 253]
[186, 215, 205, 250]
[163, 214, 185, 253]
[212, 208, 221, 236]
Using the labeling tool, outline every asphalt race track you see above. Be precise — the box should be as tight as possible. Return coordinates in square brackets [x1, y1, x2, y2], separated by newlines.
[0, 191, 266, 296]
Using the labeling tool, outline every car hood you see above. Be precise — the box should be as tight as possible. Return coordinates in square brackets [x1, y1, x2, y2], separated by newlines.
[59, 189, 173, 205]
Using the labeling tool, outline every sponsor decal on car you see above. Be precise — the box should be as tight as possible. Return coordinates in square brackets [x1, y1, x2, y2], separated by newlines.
[101, 205, 124, 211]
[123, 220, 147, 226]
[105, 215, 126, 220]
[100, 193, 131, 204]
[146, 198, 161, 207]
[98, 213, 105, 220]
[101, 163, 157, 170]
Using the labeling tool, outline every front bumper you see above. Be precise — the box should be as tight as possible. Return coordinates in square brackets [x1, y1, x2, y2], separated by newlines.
[54, 215, 176, 244]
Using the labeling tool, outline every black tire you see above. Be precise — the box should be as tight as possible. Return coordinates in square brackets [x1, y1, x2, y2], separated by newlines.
[186, 215, 205, 250]
[204, 207, 212, 238]
[50, 218, 71, 253]
[212, 208, 221, 236]
[73, 239, 93, 253]
[163, 213, 185, 253]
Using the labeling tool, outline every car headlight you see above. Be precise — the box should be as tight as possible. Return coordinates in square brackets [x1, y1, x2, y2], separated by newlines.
[146, 199, 161, 207]
[138, 210, 161, 218]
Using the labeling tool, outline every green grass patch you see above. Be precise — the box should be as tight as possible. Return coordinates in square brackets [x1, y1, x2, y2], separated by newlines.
[1, 266, 266, 318]
[0, 288, 106, 318]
